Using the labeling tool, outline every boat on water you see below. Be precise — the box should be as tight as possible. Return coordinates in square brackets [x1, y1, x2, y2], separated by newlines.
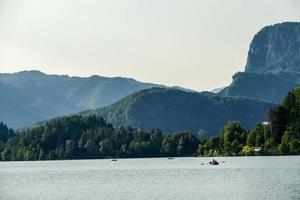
[111, 153, 119, 161]
[209, 159, 219, 165]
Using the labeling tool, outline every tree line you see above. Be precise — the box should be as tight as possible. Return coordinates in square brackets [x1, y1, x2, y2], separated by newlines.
[0, 116, 199, 161]
[198, 88, 300, 156]
[1, 88, 300, 161]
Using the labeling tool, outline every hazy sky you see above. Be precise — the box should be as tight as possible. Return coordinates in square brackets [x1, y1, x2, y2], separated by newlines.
[0, 0, 299, 91]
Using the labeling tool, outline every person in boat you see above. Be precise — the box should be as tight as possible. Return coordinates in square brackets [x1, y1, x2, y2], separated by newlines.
[210, 159, 219, 165]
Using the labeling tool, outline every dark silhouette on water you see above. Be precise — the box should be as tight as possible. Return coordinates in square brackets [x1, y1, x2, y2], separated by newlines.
[209, 159, 219, 165]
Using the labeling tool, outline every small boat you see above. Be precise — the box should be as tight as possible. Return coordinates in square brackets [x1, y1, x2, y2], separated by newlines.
[209, 159, 219, 165]
[168, 157, 174, 160]
[111, 153, 119, 161]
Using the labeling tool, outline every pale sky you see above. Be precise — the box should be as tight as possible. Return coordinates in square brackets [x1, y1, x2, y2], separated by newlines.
[0, 0, 299, 91]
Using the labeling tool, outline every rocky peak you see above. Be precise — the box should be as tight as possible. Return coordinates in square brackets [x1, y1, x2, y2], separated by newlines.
[245, 22, 300, 73]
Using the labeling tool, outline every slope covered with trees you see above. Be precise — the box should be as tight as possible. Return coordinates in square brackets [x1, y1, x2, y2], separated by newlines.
[0, 116, 198, 161]
[82, 87, 273, 136]
[220, 71, 299, 103]
[1, 88, 300, 161]
[0, 122, 15, 156]
[199, 88, 300, 156]
[0, 70, 158, 128]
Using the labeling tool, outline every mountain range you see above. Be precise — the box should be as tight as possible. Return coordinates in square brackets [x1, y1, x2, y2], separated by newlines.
[80, 22, 300, 135]
[1, 21, 299, 136]
[0, 71, 158, 128]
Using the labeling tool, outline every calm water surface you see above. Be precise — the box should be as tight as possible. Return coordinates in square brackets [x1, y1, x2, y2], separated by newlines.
[0, 156, 300, 200]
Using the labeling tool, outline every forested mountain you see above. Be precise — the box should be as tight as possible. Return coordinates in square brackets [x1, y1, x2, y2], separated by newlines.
[199, 88, 300, 156]
[221, 22, 300, 103]
[2, 21, 299, 134]
[0, 116, 199, 160]
[1, 87, 299, 161]
[220, 71, 299, 103]
[0, 70, 159, 128]
[81, 87, 274, 136]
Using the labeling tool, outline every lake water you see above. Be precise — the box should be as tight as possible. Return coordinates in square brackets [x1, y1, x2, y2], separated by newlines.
[0, 156, 300, 200]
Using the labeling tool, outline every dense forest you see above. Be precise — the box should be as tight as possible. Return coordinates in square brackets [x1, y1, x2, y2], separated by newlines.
[0, 115, 199, 160]
[1, 88, 300, 161]
[199, 88, 300, 156]
[0, 122, 15, 146]
[83, 87, 273, 135]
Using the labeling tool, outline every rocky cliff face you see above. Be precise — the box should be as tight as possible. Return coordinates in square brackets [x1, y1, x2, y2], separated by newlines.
[221, 22, 300, 103]
[245, 22, 300, 73]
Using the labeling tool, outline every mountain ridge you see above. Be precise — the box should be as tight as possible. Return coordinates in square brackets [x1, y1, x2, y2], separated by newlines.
[81, 87, 274, 136]
[0, 70, 160, 128]
[0, 70, 198, 128]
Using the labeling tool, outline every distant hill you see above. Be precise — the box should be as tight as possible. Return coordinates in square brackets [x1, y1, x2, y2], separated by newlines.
[3, 22, 299, 131]
[0, 70, 160, 128]
[220, 72, 299, 103]
[81, 88, 274, 136]
[221, 22, 300, 103]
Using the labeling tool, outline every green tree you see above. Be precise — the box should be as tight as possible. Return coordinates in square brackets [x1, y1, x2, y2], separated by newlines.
[65, 139, 78, 159]
[268, 106, 288, 144]
[161, 136, 176, 156]
[247, 130, 257, 147]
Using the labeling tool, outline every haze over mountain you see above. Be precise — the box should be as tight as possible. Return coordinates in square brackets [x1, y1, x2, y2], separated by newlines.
[82, 88, 274, 136]
[79, 22, 299, 135]
[221, 22, 300, 103]
[2, 22, 299, 133]
[0, 70, 159, 128]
